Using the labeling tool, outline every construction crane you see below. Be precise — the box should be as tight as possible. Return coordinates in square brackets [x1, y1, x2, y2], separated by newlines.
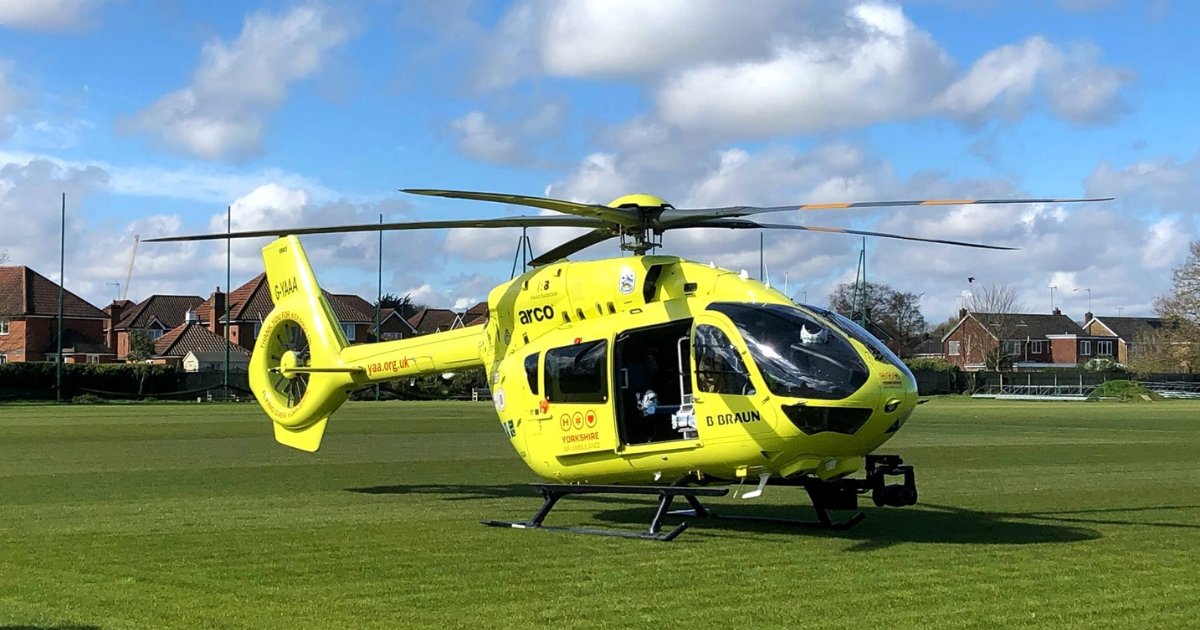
[120, 234, 140, 301]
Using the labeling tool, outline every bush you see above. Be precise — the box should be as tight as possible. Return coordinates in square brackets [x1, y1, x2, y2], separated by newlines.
[71, 393, 104, 404]
[905, 357, 959, 372]
[1092, 379, 1157, 401]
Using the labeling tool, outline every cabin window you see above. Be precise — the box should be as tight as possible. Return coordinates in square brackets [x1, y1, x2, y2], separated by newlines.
[544, 340, 608, 403]
[524, 353, 539, 394]
[1097, 340, 1113, 356]
[948, 340, 961, 356]
[693, 325, 754, 396]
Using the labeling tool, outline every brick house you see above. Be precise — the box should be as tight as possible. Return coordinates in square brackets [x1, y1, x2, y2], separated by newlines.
[192, 274, 377, 350]
[377, 307, 418, 340]
[0, 266, 114, 364]
[942, 308, 1118, 370]
[1082, 315, 1165, 365]
[107, 294, 204, 359]
[408, 308, 465, 336]
[153, 323, 250, 371]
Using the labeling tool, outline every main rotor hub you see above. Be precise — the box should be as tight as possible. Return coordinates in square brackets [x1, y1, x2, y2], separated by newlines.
[608, 194, 673, 255]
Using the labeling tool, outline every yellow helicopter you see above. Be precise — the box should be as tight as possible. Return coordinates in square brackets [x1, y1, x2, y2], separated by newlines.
[150, 189, 1108, 540]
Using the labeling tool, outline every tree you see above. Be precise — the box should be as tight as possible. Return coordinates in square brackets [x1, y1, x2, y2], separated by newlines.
[0, 249, 9, 264]
[962, 283, 1025, 370]
[828, 281, 927, 352]
[376, 292, 425, 320]
[126, 328, 156, 362]
[1140, 241, 1200, 372]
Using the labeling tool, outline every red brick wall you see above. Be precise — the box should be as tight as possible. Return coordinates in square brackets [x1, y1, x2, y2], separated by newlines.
[1050, 338, 1078, 364]
[0, 318, 28, 361]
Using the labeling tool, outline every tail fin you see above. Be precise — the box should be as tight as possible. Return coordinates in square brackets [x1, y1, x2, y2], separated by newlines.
[249, 236, 363, 452]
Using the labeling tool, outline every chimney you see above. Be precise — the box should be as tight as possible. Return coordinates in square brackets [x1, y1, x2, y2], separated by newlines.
[1053, 307, 1062, 316]
[106, 300, 126, 351]
[185, 308, 199, 324]
[209, 288, 225, 335]
[958, 308, 968, 320]
[1084, 311, 1094, 323]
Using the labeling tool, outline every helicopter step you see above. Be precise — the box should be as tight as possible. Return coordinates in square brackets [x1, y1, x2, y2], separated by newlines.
[482, 483, 730, 542]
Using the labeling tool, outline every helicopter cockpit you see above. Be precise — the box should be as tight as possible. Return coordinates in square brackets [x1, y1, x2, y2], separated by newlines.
[710, 302, 912, 397]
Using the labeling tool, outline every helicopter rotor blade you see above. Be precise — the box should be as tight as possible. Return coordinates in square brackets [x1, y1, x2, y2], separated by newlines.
[144, 215, 610, 243]
[658, 197, 1114, 226]
[680, 218, 1019, 250]
[528, 228, 617, 266]
[402, 188, 643, 228]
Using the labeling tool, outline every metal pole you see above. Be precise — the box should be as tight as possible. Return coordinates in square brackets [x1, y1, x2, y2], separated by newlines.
[224, 205, 230, 398]
[759, 233, 764, 280]
[56, 193, 65, 403]
[376, 213, 382, 402]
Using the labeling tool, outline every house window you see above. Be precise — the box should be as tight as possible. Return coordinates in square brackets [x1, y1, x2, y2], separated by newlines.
[1097, 340, 1113, 356]
[1029, 340, 1046, 354]
[0, 317, 9, 334]
[147, 328, 164, 341]
[252, 322, 262, 340]
[342, 324, 356, 341]
[0, 354, 7, 364]
[1004, 340, 1022, 356]
[87, 354, 100, 364]
[1080, 340, 1091, 356]
[948, 340, 961, 356]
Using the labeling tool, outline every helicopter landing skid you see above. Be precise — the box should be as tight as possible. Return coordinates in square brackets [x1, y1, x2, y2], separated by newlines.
[482, 483, 730, 542]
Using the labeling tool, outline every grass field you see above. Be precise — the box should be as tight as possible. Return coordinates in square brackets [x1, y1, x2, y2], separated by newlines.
[1, 398, 1198, 629]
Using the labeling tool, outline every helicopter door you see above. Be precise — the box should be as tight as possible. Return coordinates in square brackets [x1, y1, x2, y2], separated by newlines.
[543, 338, 616, 456]
[613, 320, 693, 446]
[690, 316, 773, 438]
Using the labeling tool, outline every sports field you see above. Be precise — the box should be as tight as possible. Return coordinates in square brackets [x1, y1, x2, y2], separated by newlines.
[1, 398, 1197, 629]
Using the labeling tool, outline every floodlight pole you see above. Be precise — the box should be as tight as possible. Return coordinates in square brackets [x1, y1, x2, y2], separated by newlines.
[56, 193, 65, 403]
[376, 213, 382, 402]
[224, 205, 231, 399]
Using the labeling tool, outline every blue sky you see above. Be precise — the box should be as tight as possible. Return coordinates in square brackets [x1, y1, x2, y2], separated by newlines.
[1, 0, 1197, 323]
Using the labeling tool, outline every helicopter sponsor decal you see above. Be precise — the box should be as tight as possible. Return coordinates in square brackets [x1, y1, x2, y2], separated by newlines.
[572, 412, 584, 429]
[494, 386, 506, 412]
[518, 305, 555, 325]
[366, 357, 413, 376]
[585, 410, 597, 427]
[559, 414, 572, 431]
[273, 277, 299, 300]
[502, 419, 516, 438]
[879, 370, 903, 386]
[705, 409, 762, 426]
[618, 267, 636, 295]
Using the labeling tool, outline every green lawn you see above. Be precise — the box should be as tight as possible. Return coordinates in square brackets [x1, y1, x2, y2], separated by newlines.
[1, 398, 1198, 629]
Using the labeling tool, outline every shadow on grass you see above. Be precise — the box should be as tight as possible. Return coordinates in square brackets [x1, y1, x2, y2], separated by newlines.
[348, 483, 1198, 549]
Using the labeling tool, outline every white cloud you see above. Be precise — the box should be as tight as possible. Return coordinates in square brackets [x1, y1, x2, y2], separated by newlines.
[126, 5, 354, 160]
[938, 37, 1131, 125]
[478, 1, 1132, 138]
[449, 102, 565, 165]
[0, 0, 105, 31]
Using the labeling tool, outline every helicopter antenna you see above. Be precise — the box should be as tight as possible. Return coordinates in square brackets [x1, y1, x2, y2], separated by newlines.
[510, 226, 534, 279]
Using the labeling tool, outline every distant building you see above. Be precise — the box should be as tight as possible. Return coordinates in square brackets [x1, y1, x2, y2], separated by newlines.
[153, 323, 250, 371]
[1082, 315, 1165, 365]
[0, 266, 114, 364]
[107, 294, 204, 359]
[942, 308, 1118, 370]
[408, 308, 465, 336]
